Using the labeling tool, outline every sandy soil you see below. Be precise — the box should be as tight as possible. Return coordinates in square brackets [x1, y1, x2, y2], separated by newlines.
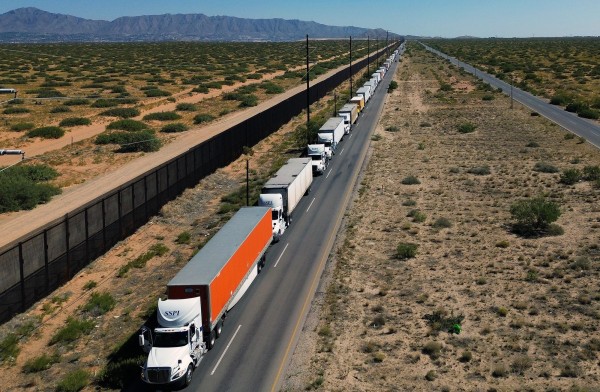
[282, 45, 600, 391]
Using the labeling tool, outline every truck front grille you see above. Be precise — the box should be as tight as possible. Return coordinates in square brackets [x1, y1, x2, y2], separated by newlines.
[147, 367, 171, 383]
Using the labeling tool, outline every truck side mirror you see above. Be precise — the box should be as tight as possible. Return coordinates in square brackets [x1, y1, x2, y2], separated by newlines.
[138, 334, 145, 347]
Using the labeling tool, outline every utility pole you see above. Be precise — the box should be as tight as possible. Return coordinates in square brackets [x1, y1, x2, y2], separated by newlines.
[349, 36, 353, 98]
[367, 36, 370, 75]
[386, 31, 389, 57]
[306, 34, 310, 144]
[333, 91, 337, 117]
[510, 75, 514, 109]
[246, 158, 249, 206]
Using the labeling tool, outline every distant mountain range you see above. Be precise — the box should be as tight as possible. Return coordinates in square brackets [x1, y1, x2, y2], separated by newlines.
[0, 7, 402, 42]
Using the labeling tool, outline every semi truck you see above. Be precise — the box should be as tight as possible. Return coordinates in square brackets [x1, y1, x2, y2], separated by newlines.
[317, 116, 345, 158]
[139, 207, 273, 387]
[307, 144, 327, 174]
[338, 103, 358, 134]
[350, 96, 365, 113]
[356, 86, 371, 105]
[258, 157, 313, 240]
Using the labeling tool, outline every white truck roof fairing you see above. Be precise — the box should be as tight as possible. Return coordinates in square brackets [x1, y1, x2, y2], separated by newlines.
[158, 297, 201, 328]
[258, 193, 283, 208]
[307, 144, 325, 155]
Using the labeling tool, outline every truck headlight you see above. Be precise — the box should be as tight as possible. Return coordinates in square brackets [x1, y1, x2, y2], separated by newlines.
[172, 366, 184, 380]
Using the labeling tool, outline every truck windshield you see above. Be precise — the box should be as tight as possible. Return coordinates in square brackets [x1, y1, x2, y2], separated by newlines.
[153, 331, 188, 347]
[310, 155, 322, 161]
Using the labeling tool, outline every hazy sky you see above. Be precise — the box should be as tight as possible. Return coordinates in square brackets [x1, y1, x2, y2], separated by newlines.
[3, 0, 600, 38]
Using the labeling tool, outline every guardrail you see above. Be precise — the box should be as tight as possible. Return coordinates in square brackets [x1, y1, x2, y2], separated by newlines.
[0, 43, 400, 324]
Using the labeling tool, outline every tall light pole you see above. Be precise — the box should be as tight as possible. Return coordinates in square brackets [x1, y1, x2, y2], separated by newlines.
[306, 34, 310, 144]
[349, 36, 353, 98]
[367, 35, 370, 75]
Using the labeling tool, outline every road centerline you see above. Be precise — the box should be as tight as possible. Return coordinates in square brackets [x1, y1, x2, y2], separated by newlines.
[211, 324, 242, 376]
[306, 197, 316, 212]
[273, 243, 289, 268]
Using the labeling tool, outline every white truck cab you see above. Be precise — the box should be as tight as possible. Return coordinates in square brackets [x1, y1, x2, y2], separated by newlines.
[258, 193, 286, 241]
[140, 298, 205, 387]
[317, 133, 334, 159]
[307, 144, 327, 175]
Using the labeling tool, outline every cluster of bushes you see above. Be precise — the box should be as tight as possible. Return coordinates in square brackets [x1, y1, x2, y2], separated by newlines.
[27, 126, 65, 139]
[100, 108, 140, 118]
[96, 130, 161, 153]
[510, 196, 561, 236]
[550, 93, 599, 119]
[0, 164, 61, 212]
[560, 165, 600, 185]
[143, 111, 181, 121]
[59, 117, 91, 127]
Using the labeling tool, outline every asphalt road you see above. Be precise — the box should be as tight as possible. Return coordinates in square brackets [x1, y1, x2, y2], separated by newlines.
[421, 43, 600, 149]
[158, 51, 401, 392]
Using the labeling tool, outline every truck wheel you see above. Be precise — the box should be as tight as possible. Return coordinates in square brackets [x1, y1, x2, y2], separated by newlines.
[215, 320, 223, 338]
[207, 330, 216, 350]
[183, 364, 193, 386]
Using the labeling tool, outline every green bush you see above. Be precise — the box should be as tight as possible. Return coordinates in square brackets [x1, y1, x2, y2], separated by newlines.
[56, 369, 89, 392]
[100, 108, 140, 118]
[22, 353, 60, 373]
[82, 292, 116, 316]
[533, 162, 559, 173]
[577, 107, 599, 119]
[144, 88, 171, 97]
[175, 103, 197, 111]
[549, 94, 572, 105]
[482, 94, 494, 101]
[193, 113, 215, 124]
[143, 111, 181, 121]
[36, 89, 65, 98]
[439, 83, 453, 91]
[96, 355, 146, 389]
[27, 126, 65, 139]
[49, 318, 94, 345]
[10, 122, 35, 131]
[387, 80, 398, 93]
[238, 94, 258, 107]
[64, 98, 90, 106]
[395, 243, 418, 259]
[385, 126, 399, 132]
[583, 165, 600, 181]
[422, 341, 442, 359]
[408, 209, 427, 223]
[468, 166, 490, 175]
[50, 106, 71, 113]
[457, 122, 477, 133]
[433, 217, 452, 229]
[261, 82, 284, 94]
[401, 175, 420, 185]
[0, 333, 19, 364]
[176, 231, 191, 244]
[3, 107, 30, 114]
[560, 168, 582, 185]
[0, 165, 61, 212]
[91, 99, 119, 108]
[510, 196, 561, 236]
[59, 117, 91, 127]
[96, 130, 161, 153]
[106, 119, 148, 132]
[160, 123, 188, 133]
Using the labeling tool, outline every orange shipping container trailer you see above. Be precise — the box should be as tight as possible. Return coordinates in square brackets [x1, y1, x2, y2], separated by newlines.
[166, 207, 272, 333]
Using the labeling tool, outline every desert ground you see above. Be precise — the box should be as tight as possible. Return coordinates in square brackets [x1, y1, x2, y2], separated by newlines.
[283, 43, 600, 391]
[0, 41, 598, 392]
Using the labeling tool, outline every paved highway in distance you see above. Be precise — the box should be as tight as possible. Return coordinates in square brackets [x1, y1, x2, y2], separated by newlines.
[130, 49, 401, 392]
[421, 43, 600, 149]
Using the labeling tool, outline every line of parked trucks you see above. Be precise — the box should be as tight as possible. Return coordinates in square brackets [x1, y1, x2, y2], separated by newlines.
[138, 47, 401, 388]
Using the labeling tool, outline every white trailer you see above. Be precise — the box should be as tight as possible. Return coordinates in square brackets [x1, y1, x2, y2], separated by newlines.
[258, 158, 313, 240]
[356, 86, 371, 104]
[370, 77, 379, 90]
[372, 72, 381, 83]
[338, 103, 358, 134]
[317, 117, 345, 158]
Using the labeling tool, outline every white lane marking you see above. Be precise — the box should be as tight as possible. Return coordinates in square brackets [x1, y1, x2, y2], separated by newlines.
[273, 243, 289, 268]
[325, 168, 333, 179]
[306, 197, 316, 212]
[211, 324, 242, 375]
[339, 148, 344, 156]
